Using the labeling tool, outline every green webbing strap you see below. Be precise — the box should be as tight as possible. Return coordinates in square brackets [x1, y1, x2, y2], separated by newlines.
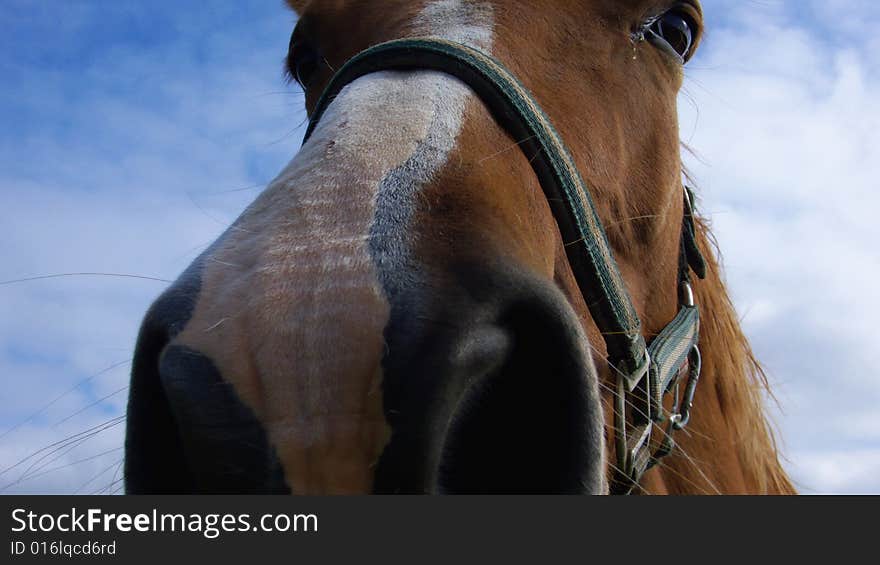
[683, 187, 707, 280]
[303, 37, 647, 377]
[647, 306, 700, 420]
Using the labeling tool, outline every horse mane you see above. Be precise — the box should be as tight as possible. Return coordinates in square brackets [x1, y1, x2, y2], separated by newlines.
[691, 212, 796, 494]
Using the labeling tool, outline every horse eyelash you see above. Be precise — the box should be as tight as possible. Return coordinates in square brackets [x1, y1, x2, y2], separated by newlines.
[631, 15, 661, 44]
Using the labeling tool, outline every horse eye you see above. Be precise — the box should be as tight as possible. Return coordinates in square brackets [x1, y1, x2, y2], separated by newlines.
[648, 10, 695, 63]
[287, 37, 320, 89]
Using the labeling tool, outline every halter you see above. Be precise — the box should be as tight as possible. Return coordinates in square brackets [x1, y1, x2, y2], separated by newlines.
[302, 38, 707, 494]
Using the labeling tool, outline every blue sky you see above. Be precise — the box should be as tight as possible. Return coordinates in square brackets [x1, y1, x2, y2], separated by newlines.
[1, 1, 877, 494]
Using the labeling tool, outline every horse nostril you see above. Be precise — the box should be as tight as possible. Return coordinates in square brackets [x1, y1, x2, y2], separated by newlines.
[156, 346, 289, 494]
[448, 325, 513, 386]
[435, 291, 605, 494]
[125, 287, 291, 494]
[370, 260, 606, 495]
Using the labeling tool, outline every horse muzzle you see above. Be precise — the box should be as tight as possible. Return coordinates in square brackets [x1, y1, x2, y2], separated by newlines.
[372, 259, 607, 494]
[124, 249, 606, 494]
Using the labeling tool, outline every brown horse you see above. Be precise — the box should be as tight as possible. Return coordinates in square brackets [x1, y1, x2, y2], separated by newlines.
[124, 0, 795, 494]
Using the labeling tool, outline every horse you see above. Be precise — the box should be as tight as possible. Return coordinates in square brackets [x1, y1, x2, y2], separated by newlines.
[124, 0, 795, 494]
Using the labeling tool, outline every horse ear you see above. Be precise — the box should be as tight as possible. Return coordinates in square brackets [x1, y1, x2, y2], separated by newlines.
[285, 0, 309, 13]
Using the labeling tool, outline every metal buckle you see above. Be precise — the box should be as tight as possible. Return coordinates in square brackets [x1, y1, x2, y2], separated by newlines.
[619, 348, 650, 393]
[614, 284, 702, 492]
[683, 185, 694, 214]
[613, 350, 652, 487]
[680, 281, 695, 308]
[673, 345, 701, 430]
[646, 343, 701, 473]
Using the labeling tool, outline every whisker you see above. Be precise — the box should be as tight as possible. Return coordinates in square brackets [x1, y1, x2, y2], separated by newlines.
[0, 416, 126, 479]
[108, 458, 125, 494]
[13, 434, 101, 484]
[0, 359, 130, 441]
[74, 458, 125, 495]
[211, 183, 268, 195]
[650, 459, 718, 495]
[477, 135, 538, 165]
[94, 475, 125, 496]
[9, 421, 125, 488]
[186, 191, 235, 227]
[1, 447, 124, 491]
[53, 386, 130, 428]
[0, 274, 171, 287]
[604, 461, 651, 495]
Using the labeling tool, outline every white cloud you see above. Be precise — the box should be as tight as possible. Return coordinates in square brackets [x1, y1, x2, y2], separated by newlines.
[789, 449, 880, 495]
[0, 3, 304, 493]
[682, 1, 880, 493]
[2, 1, 877, 494]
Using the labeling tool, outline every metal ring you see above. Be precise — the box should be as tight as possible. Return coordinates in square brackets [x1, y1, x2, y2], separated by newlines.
[680, 281, 694, 307]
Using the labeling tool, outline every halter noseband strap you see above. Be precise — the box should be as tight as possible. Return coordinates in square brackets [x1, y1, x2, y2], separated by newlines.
[303, 38, 706, 494]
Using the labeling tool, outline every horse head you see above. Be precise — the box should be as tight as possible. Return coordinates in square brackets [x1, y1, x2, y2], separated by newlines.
[125, 0, 793, 494]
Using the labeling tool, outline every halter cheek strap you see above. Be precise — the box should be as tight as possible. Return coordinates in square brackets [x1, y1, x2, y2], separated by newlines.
[303, 38, 706, 494]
